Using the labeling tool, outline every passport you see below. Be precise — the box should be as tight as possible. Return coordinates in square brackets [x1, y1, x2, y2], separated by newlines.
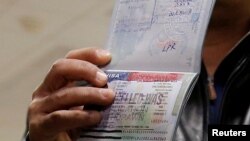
[78, 0, 215, 140]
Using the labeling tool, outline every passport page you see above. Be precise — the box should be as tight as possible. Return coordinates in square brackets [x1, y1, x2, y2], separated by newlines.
[104, 0, 215, 73]
[78, 71, 197, 141]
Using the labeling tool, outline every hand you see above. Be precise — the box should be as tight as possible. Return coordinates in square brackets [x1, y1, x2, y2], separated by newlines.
[27, 47, 115, 141]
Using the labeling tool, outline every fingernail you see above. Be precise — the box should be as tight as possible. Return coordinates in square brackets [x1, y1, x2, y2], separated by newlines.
[96, 49, 111, 58]
[99, 89, 115, 98]
[96, 71, 108, 83]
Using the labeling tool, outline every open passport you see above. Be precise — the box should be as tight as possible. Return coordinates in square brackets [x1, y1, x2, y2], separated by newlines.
[79, 0, 215, 140]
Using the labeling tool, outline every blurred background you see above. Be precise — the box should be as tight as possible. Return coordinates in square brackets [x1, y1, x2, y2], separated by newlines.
[0, 0, 115, 140]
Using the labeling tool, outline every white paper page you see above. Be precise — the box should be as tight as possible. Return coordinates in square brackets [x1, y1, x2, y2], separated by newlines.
[105, 0, 215, 73]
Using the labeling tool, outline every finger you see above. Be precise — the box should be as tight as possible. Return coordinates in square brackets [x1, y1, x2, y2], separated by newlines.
[65, 47, 112, 66]
[41, 59, 108, 92]
[40, 110, 102, 137]
[41, 87, 115, 112]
